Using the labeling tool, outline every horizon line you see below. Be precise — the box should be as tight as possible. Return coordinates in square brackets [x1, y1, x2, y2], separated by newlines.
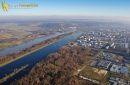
[0, 15, 130, 18]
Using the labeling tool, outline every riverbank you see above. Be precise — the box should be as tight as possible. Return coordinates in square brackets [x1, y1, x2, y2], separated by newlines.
[0, 43, 52, 67]
[0, 64, 29, 84]
[0, 33, 72, 67]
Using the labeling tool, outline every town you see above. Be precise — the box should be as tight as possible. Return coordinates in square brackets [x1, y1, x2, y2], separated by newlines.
[72, 30, 130, 85]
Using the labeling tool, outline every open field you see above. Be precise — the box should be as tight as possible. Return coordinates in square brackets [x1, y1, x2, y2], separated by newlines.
[0, 23, 56, 50]
[79, 66, 108, 82]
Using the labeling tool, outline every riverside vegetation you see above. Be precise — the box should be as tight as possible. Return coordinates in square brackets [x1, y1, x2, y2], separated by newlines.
[12, 44, 99, 85]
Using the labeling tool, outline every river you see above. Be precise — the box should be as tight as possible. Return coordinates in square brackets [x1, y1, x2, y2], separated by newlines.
[0, 32, 82, 85]
[0, 32, 71, 57]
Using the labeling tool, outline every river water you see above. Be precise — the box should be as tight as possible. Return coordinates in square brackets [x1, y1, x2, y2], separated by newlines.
[0, 32, 71, 57]
[0, 32, 82, 85]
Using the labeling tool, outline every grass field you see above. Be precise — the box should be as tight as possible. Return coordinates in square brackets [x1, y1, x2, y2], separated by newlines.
[79, 66, 108, 82]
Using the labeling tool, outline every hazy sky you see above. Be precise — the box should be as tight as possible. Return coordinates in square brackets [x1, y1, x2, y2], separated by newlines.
[0, 0, 130, 17]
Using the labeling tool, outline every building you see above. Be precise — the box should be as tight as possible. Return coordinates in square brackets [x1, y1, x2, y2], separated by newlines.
[110, 64, 128, 74]
[96, 60, 111, 69]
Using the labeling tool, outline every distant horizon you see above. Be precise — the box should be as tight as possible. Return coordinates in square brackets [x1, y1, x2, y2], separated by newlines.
[0, 15, 130, 18]
[0, 15, 130, 22]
